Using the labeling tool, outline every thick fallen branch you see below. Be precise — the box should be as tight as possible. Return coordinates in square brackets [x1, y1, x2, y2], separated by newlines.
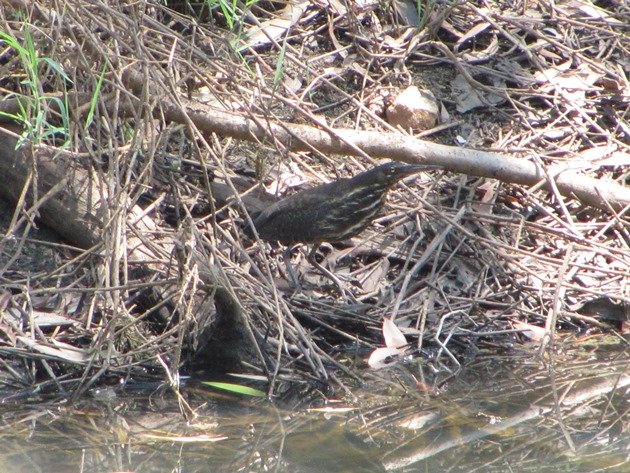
[0, 126, 166, 264]
[175, 105, 626, 212]
[152, 102, 630, 212]
[200, 113, 626, 212]
[0, 126, 107, 250]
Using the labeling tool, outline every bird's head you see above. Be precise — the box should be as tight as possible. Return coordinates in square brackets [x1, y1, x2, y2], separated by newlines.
[370, 161, 438, 187]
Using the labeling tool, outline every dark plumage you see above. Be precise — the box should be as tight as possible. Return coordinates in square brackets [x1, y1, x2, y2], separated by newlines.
[253, 162, 436, 245]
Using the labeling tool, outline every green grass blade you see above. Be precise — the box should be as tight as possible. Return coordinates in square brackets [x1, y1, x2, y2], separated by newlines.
[201, 381, 266, 397]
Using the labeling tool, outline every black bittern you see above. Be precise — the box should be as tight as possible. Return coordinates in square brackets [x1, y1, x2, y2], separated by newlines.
[253, 161, 437, 293]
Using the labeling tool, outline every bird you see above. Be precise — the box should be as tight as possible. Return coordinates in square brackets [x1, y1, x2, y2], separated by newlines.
[253, 161, 436, 245]
[252, 161, 437, 291]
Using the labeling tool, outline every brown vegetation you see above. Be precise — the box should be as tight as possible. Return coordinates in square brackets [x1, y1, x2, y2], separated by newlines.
[0, 0, 628, 400]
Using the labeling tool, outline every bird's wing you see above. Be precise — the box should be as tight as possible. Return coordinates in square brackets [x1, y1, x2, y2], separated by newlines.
[255, 187, 336, 222]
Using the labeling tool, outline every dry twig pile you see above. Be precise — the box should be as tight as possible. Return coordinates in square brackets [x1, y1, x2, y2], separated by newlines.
[0, 0, 628, 398]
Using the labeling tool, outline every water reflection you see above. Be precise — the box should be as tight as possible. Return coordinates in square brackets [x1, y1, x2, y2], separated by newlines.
[0, 347, 627, 472]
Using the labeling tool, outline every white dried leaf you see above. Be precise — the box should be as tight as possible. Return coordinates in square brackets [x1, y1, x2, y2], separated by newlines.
[367, 346, 403, 369]
[383, 317, 407, 349]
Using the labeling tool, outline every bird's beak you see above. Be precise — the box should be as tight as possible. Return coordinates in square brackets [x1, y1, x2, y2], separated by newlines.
[408, 164, 440, 171]
[402, 164, 441, 175]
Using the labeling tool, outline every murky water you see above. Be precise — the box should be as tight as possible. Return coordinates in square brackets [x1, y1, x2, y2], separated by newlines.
[1, 345, 628, 472]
